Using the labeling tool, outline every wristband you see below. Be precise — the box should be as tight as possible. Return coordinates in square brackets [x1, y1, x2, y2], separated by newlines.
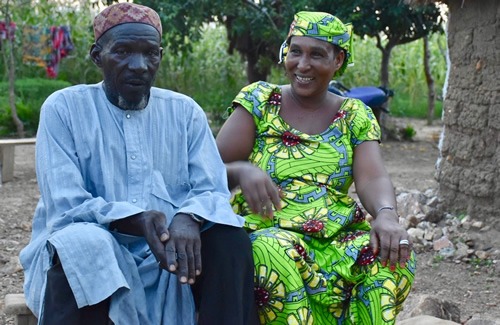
[188, 213, 204, 225]
[376, 206, 395, 214]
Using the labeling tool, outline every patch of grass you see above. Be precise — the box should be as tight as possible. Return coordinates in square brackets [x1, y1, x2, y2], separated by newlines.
[390, 96, 443, 119]
[470, 258, 493, 268]
[401, 124, 417, 141]
[432, 254, 445, 264]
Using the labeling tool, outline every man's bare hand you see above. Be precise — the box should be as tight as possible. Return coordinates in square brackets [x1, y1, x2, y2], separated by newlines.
[110, 210, 170, 270]
[164, 214, 202, 284]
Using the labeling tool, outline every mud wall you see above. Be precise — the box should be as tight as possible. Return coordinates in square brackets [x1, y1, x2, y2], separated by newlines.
[437, 0, 500, 223]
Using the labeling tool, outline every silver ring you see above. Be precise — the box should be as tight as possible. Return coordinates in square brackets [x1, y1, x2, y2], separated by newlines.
[399, 239, 410, 246]
[157, 260, 161, 266]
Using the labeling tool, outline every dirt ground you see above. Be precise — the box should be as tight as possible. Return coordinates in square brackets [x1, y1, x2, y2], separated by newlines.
[0, 117, 498, 324]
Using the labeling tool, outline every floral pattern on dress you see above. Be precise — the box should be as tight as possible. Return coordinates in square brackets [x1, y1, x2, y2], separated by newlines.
[228, 81, 415, 324]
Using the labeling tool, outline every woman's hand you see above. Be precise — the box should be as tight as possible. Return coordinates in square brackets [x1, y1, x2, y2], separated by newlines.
[237, 163, 281, 218]
[369, 211, 412, 271]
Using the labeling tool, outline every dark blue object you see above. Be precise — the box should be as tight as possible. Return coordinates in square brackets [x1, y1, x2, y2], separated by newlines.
[328, 81, 394, 122]
[344, 87, 389, 110]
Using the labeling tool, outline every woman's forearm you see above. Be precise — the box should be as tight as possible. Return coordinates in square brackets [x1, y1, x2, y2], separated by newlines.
[224, 161, 248, 190]
[355, 175, 398, 219]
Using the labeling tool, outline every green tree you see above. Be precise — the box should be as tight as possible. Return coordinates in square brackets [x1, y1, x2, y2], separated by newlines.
[1, 0, 25, 137]
[136, 0, 309, 83]
[135, 0, 443, 86]
[331, 1, 444, 88]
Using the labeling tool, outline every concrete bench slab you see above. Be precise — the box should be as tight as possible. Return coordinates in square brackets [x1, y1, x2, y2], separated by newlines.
[0, 138, 36, 183]
[4, 293, 37, 325]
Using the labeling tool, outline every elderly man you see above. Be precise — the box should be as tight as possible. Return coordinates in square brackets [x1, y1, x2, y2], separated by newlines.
[19, 3, 258, 325]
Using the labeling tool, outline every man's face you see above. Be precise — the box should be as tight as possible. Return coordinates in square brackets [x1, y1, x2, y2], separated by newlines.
[91, 23, 163, 110]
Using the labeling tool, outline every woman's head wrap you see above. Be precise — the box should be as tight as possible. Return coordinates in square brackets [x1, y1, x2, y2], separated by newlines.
[93, 3, 162, 42]
[279, 11, 354, 77]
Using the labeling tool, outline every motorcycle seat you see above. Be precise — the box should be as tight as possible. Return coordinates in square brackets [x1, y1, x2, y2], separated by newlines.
[345, 86, 389, 108]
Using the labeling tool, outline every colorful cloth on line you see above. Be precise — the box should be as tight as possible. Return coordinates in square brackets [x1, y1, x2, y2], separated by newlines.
[0, 21, 17, 41]
[22, 25, 74, 78]
[228, 81, 416, 324]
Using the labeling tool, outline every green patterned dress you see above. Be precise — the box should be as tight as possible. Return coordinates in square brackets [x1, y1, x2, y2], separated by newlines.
[228, 81, 415, 325]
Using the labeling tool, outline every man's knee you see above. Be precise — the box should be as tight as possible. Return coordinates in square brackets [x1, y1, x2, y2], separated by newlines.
[48, 223, 116, 256]
[200, 225, 253, 265]
[202, 224, 251, 250]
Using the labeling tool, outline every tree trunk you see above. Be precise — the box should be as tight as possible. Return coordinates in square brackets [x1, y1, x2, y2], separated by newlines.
[7, 42, 23, 138]
[423, 35, 436, 126]
[246, 50, 269, 83]
[380, 44, 394, 89]
[377, 42, 395, 140]
[1, 4, 24, 138]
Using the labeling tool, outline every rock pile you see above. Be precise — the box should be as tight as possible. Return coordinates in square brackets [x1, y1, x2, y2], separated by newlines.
[393, 189, 500, 325]
[396, 189, 500, 265]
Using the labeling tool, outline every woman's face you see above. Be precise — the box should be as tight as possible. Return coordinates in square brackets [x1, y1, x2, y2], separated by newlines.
[284, 36, 344, 98]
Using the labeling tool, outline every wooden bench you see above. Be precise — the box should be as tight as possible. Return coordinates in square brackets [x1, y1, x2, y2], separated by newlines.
[4, 294, 37, 325]
[0, 138, 36, 183]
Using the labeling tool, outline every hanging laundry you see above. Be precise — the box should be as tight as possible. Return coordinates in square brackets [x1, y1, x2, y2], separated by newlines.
[22, 25, 74, 78]
[22, 25, 53, 68]
[46, 26, 74, 78]
[0, 21, 16, 41]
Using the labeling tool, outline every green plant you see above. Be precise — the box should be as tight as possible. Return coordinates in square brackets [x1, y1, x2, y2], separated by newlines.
[401, 124, 417, 140]
[0, 3, 448, 134]
[156, 24, 247, 129]
[432, 254, 444, 264]
[0, 78, 71, 137]
[470, 257, 493, 268]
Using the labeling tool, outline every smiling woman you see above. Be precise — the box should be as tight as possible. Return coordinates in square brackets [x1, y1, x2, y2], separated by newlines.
[216, 11, 416, 324]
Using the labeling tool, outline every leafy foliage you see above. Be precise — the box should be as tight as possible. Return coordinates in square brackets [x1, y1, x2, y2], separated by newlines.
[0, 78, 71, 136]
[333, 1, 444, 45]
[135, 0, 444, 85]
[0, 0, 447, 136]
[154, 25, 248, 128]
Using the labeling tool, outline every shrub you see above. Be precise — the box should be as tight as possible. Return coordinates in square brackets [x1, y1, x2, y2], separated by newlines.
[0, 78, 72, 137]
[401, 124, 417, 141]
[155, 24, 248, 130]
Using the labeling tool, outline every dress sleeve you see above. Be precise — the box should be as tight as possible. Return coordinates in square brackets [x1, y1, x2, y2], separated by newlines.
[226, 81, 279, 128]
[345, 98, 382, 146]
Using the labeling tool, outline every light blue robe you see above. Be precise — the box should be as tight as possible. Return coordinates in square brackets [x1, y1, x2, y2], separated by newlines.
[19, 83, 244, 324]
